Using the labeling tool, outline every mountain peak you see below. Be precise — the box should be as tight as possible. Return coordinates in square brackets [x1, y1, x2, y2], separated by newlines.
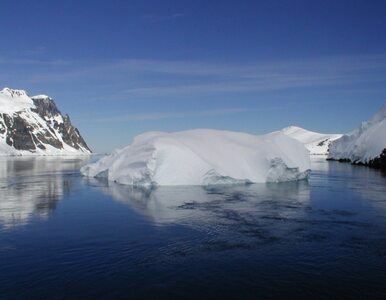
[31, 94, 52, 100]
[31, 95, 61, 118]
[1, 87, 29, 98]
[282, 125, 307, 133]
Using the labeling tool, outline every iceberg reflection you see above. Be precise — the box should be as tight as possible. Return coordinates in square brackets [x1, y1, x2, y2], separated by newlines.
[0, 157, 89, 229]
[91, 179, 311, 242]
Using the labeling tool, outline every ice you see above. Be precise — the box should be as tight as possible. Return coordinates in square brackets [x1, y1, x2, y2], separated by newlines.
[328, 102, 386, 163]
[82, 129, 311, 186]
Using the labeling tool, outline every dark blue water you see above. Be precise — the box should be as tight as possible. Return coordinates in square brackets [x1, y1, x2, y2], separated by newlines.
[1, 157, 386, 299]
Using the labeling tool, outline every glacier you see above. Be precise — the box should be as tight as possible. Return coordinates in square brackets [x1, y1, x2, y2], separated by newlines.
[81, 129, 311, 186]
[328, 102, 386, 168]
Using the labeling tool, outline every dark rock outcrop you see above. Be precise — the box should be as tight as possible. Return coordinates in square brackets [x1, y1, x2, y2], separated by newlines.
[31, 96, 61, 118]
[327, 149, 386, 171]
[59, 114, 90, 150]
[3, 114, 36, 150]
[368, 149, 386, 171]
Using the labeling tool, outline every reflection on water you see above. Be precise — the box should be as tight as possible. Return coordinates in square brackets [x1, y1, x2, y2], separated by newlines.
[310, 157, 386, 210]
[92, 180, 310, 225]
[84, 159, 386, 254]
[88, 178, 314, 248]
[0, 157, 90, 229]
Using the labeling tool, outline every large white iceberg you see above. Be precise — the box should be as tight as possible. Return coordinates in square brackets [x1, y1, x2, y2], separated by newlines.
[81, 129, 310, 186]
[328, 102, 386, 165]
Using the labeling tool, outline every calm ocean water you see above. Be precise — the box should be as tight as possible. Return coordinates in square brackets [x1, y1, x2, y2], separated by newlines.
[0, 156, 386, 299]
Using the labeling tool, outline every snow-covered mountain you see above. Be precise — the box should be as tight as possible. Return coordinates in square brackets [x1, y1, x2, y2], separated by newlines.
[328, 103, 386, 169]
[81, 129, 311, 186]
[0, 88, 91, 156]
[281, 126, 342, 155]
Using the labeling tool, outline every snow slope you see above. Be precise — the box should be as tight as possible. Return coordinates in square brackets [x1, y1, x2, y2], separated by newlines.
[0, 88, 91, 156]
[0, 88, 34, 114]
[328, 102, 386, 164]
[81, 129, 311, 186]
[281, 126, 342, 155]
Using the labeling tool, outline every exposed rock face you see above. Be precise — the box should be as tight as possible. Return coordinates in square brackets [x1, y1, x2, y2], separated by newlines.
[31, 95, 91, 152]
[31, 95, 61, 117]
[3, 114, 37, 150]
[0, 88, 91, 155]
[60, 114, 90, 150]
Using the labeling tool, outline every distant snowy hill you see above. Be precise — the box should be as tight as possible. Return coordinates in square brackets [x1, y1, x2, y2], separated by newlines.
[281, 126, 342, 155]
[328, 103, 386, 169]
[81, 129, 311, 186]
[0, 88, 91, 156]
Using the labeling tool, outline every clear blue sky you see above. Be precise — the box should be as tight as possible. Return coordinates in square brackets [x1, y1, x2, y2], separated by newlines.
[1, 0, 386, 153]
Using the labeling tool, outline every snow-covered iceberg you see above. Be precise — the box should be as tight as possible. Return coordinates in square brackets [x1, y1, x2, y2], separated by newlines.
[81, 129, 311, 186]
[281, 126, 342, 155]
[328, 102, 386, 168]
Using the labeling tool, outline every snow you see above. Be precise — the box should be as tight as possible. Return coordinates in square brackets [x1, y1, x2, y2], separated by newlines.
[0, 87, 35, 114]
[31, 94, 51, 100]
[328, 102, 386, 163]
[81, 129, 311, 186]
[281, 126, 342, 155]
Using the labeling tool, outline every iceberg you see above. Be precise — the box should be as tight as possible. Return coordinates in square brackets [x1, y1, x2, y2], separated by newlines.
[328, 102, 386, 168]
[81, 129, 311, 186]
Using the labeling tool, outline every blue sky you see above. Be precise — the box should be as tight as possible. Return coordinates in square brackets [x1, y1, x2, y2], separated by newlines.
[1, 0, 386, 153]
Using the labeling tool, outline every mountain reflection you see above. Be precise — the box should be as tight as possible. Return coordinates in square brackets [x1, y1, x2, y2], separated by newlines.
[90, 179, 311, 242]
[310, 158, 386, 210]
[0, 157, 89, 229]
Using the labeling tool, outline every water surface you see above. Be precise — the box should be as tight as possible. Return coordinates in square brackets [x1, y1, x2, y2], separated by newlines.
[1, 157, 386, 299]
